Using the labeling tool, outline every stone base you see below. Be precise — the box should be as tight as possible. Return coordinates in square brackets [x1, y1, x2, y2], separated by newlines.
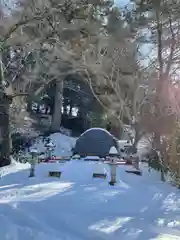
[125, 170, 142, 176]
[49, 171, 61, 178]
[109, 181, 116, 186]
[29, 174, 35, 178]
[92, 173, 107, 179]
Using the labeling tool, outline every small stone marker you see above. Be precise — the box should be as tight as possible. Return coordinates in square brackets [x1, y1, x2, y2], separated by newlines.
[49, 171, 61, 178]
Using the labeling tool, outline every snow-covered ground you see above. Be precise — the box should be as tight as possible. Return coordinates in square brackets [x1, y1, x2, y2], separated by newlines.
[0, 160, 180, 240]
[0, 132, 179, 239]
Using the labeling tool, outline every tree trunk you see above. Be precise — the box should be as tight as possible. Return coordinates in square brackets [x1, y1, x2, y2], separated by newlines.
[0, 95, 12, 167]
[158, 151, 166, 182]
[0, 53, 12, 166]
[63, 98, 68, 116]
[45, 105, 49, 114]
[160, 166, 165, 181]
[50, 79, 63, 133]
[132, 122, 142, 152]
[27, 100, 32, 112]
[36, 103, 40, 113]
[69, 101, 73, 116]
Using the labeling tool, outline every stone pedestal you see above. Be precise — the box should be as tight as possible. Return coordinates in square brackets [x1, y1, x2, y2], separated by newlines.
[108, 146, 119, 185]
[109, 164, 117, 185]
[29, 165, 35, 177]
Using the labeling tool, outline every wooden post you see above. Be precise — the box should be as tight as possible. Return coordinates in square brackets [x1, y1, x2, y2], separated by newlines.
[51, 79, 63, 132]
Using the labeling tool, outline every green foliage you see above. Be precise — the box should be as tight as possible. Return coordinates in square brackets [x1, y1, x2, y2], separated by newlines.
[148, 155, 161, 171]
[88, 111, 107, 128]
[148, 151, 168, 176]
[147, 150, 159, 170]
[39, 117, 51, 129]
[170, 171, 180, 188]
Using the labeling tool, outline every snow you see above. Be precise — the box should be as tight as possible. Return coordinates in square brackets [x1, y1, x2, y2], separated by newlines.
[79, 128, 113, 137]
[72, 154, 81, 159]
[84, 156, 100, 160]
[118, 140, 132, 150]
[0, 133, 179, 239]
[0, 159, 180, 240]
[92, 162, 108, 175]
[109, 146, 118, 155]
[137, 137, 152, 160]
[31, 133, 76, 158]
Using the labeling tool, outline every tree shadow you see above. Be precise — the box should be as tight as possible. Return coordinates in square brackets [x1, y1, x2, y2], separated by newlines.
[86, 188, 180, 239]
[0, 163, 180, 240]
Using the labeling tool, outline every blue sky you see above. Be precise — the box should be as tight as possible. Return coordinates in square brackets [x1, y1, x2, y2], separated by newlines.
[115, 0, 130, 7]
[115, 0, 152, 66]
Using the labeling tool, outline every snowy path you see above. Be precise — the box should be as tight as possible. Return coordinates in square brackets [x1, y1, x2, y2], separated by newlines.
[0, 161, 180, 240]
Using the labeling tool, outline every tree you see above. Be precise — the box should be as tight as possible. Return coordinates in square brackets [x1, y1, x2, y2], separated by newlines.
[132, 0, 180, 138]
[0, 0, 118, 165]
[0, 7, 31, 165]
[76, 6, 148, 143]
[126, 0, 180, 180]
[0, 0, 55, 165]
[13, 0, 115, 132]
